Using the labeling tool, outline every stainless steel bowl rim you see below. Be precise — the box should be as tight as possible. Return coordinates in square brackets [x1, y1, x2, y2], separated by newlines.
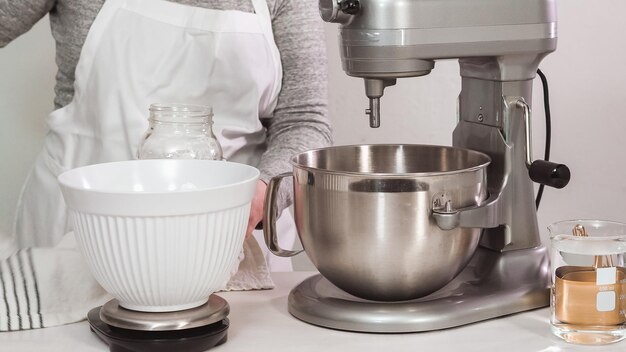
[290, 144, 492, 177]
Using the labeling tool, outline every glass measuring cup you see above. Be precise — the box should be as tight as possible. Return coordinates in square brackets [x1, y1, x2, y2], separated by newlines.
[549, 220, 626, 344]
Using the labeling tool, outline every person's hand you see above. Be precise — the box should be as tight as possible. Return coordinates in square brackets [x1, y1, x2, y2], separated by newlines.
[246, 180, 267, 238]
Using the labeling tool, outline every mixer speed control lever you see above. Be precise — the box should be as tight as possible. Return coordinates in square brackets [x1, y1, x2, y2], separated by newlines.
[514, 98, 571, 189]
[529, 160, 570, 189]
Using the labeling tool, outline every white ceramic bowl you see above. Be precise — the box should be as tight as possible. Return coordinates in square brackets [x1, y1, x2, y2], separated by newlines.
[58, 160, 259, 312]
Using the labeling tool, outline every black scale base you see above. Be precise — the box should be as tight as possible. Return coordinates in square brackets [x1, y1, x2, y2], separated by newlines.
[87, 307, 229, 352]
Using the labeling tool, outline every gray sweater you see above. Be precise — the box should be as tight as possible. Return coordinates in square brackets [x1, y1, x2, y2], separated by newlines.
[0, 0, 332, 212]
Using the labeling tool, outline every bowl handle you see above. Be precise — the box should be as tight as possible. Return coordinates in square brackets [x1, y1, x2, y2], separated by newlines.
[431, 191, 502, 231]
[263, 172, 303, 257]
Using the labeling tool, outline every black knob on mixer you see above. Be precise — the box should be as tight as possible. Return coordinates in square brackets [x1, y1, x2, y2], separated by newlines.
[340, 0, 361, 15]
[529, 160, 571, 189]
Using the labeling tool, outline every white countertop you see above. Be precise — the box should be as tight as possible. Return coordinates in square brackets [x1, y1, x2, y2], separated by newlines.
[0, 271, 623, 352]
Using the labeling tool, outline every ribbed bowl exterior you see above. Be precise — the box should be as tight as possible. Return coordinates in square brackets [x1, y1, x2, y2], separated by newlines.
[70, 204, 249, 312]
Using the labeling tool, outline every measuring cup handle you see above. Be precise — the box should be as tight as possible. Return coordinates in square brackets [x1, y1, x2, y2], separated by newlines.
[263, 172, 303, 257]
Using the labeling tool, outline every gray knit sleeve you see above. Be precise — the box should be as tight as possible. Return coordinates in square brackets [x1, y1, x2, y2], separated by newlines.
[0, 0, 55, 48]
[260, 0, 333, 213]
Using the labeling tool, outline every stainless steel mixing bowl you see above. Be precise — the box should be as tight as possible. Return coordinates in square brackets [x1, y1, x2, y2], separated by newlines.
[264, 144, 491, 301]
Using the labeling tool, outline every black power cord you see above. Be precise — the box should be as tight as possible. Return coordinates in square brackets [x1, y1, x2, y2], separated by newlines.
[535, 69, 551, 210]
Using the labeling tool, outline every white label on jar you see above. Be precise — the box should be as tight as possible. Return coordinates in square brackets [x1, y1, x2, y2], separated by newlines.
[597, 267, 617, 285]
[597, 291, 616, 312]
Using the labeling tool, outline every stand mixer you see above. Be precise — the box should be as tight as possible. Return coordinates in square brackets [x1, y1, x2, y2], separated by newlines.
[266, 0, 572, 333]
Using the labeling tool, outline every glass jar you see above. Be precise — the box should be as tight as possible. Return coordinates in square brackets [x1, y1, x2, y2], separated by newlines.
[549, 220, 626, 345]
[137, 103, 223, 160]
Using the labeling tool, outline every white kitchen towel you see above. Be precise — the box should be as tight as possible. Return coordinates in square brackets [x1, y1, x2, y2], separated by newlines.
[0, 233, 273, 331]
[225, 234, 274, 292]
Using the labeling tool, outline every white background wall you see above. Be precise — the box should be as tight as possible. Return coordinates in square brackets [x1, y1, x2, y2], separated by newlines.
[1, 1, 624, 270]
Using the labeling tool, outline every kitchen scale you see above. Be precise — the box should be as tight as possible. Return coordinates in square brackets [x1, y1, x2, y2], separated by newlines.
[87, 294, 230, 351]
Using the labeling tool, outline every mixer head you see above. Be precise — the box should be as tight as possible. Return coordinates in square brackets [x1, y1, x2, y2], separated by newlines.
[320, 0, 557, 127]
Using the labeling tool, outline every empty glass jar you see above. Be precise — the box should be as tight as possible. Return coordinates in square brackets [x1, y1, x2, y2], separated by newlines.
[549, 220, 626, 345]
[137, 103, 223, 160]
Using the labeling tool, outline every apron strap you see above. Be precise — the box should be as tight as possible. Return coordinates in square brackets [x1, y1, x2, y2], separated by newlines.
[251, 0, 273, 34]
[249, 0, 283, 117]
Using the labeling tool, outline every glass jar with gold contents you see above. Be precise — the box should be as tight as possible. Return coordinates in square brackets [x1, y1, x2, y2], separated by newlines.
[549, 220, 626, 345]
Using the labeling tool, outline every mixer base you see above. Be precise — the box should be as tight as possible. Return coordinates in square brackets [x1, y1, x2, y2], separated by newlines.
[288, 246, 550, 333]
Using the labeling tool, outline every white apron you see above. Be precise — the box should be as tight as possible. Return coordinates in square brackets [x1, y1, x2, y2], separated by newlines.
[12, 0, 295, 270]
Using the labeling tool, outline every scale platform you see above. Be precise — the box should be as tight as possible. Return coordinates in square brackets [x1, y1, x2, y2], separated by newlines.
[88, 294, 230, 352]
